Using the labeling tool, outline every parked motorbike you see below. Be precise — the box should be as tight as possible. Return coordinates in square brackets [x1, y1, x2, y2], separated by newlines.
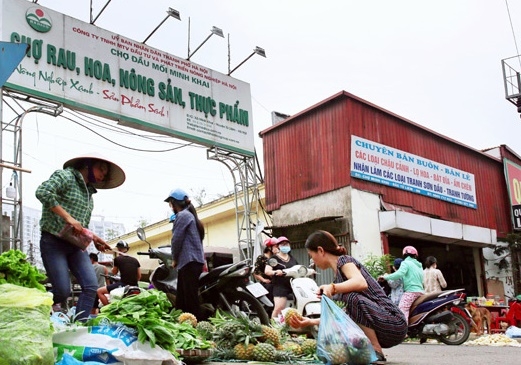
[267, 258, 321, 335]
[136, 228, 271, 325]
[408, 289, 471, 345]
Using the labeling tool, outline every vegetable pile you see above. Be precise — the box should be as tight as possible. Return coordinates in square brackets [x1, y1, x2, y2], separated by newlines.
[86, 289, 212, 358]
[0, 249, 46, 291]
[465, 333, 521, 347]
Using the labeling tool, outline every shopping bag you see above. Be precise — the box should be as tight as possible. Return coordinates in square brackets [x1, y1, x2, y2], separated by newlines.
[58, 224, 93, 250]
[316, 295, 377, 365]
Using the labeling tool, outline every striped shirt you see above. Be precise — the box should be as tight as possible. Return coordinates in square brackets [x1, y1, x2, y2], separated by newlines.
[36, 167, 96, 236]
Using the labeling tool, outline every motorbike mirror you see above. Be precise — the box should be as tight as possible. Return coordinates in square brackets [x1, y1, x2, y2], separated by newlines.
[136, 227, 152, 249]
[136, 227, 146, 241]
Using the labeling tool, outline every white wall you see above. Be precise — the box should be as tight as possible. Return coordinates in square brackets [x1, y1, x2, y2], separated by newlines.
[350, 189, 384, 260]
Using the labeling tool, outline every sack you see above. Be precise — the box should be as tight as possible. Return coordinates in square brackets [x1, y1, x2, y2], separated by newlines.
[59, 224, 93, 250]
[53, 325, 178, 365]
[317, 295, 377, 365]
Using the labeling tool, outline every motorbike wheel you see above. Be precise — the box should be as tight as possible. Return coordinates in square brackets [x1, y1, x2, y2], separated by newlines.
[218, 290, 270, 325]
[438, 313, 470, 345]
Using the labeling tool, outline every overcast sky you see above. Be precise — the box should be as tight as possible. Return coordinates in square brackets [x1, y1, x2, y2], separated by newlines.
[3, 0, 521, 232]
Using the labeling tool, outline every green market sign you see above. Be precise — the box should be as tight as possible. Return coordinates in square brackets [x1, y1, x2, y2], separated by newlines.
[1, 0, 255, 156]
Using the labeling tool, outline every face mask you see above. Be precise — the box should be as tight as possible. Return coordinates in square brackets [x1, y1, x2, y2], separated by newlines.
[279, 246, 291, 254]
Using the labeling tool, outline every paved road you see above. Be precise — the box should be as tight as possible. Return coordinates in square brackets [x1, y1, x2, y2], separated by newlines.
[379, 341, 521, 365]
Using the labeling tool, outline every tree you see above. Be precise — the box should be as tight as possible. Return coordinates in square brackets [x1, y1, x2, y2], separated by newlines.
[362, 254, 395, 279]
[190, 188, 207, 207]
[105, 228, 119, 240]
[135, 217, 149, 229]
[494, 233, 521, 295]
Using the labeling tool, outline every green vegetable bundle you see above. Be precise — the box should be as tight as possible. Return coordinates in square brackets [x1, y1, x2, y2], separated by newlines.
[0, 284, 54, 365]
[86, 289, 212, 358]
[0, 249, 46, 291]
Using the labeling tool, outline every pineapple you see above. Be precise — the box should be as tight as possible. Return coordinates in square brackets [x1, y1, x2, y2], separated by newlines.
[325, 343, 350, 365]
[178, 312, 197, 327]
[284, 308, 303, 327]
[253, 342, 277, 362]
[260, 324, 281, 347]
[234, 343, 256, 360]
[283, 341, 303, 356]
[351, 347, 374, 365]
[196, 320, 215, 340]
[301, 338, 317, 356]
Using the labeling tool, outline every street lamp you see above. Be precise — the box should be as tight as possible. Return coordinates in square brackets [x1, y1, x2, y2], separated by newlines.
[187, 26, 224, 60]
[142, 7, 181, 44]
[228, 46, 266, 76]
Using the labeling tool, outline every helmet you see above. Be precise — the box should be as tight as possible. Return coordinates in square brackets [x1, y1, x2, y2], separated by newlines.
[276, 236, 290, 244]
[164, 188, 188, 202]
[116, 240, 129, 249]
[403, 246, 418, 256]
[264, 237, 278, 247]
[393, 258, 403, 268]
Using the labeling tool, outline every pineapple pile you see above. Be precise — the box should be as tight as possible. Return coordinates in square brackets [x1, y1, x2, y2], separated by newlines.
[318, 333, 374, 365]
[206, 310, 317, 362]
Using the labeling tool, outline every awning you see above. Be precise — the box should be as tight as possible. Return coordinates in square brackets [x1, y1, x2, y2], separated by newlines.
[379, 210, 497, 248]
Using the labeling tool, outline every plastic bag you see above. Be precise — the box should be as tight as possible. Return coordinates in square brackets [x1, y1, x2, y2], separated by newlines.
[505, 325, 521, 338]
[58, 224, 94, 250]
[53, 325, 178, 365]
[0, 283, 54, 365]
[316, 295, 377, 365]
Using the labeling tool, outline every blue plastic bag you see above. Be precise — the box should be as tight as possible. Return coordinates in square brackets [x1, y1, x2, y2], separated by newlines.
[55, 353, 106, 365]
[316, 295, 377, 365]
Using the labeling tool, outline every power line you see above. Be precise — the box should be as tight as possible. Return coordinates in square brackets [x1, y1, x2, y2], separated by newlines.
[505, 0, 521, 68]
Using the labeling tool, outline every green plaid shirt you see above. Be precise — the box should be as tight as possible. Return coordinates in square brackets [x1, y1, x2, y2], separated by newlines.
[36, 167, 97, 236]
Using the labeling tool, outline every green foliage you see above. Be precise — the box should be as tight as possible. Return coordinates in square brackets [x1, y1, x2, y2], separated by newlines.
[362, 253, 394, 279]
[86, 289, 212, 358]
[0, 249, 46, 291]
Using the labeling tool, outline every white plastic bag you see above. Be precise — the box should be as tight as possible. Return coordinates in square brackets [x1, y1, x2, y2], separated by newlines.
[53, 325, 178, 365]
[505, 325, 521, 339]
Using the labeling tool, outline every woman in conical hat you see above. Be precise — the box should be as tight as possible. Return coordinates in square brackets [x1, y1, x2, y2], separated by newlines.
[36, 153, 125, 321]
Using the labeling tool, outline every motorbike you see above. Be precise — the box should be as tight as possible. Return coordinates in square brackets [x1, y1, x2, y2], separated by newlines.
[408, 289, 471, 345]
[267, 258, 321, 335]
[136, 228, 271, 325]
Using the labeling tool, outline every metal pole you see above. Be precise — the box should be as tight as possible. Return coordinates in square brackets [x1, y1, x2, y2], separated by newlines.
[0, 88, 4, 253]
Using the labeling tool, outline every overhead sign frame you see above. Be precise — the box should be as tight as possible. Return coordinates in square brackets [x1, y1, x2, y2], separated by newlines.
[0, 0, 255, 156]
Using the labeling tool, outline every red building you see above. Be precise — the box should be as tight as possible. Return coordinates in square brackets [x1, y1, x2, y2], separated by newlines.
[260, 90, 519, 298]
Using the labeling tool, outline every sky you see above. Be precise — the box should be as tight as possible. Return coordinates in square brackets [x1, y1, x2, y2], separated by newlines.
[2, 0, 521, 233]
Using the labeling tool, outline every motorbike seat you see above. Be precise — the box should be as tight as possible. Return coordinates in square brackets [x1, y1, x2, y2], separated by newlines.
[410, 291, 443, 314]
[199, 263, 235, 286]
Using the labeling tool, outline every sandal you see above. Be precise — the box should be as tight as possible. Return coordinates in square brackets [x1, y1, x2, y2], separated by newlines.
[371, 351, 387, 364]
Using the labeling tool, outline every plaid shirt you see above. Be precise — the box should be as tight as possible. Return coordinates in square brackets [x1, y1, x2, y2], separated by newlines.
[36, 167, 97, 236]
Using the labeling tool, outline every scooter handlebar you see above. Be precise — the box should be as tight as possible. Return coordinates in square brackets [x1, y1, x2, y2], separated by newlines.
[137, 252, 150, 255]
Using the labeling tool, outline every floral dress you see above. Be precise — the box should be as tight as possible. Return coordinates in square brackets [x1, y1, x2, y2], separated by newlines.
[334, 255, 407, 348]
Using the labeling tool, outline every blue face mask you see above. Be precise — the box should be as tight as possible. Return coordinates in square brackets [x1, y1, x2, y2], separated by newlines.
[279, 246, 291, 254]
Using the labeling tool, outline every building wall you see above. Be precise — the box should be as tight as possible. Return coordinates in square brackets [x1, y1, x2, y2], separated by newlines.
[260, 91, 515, 239]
